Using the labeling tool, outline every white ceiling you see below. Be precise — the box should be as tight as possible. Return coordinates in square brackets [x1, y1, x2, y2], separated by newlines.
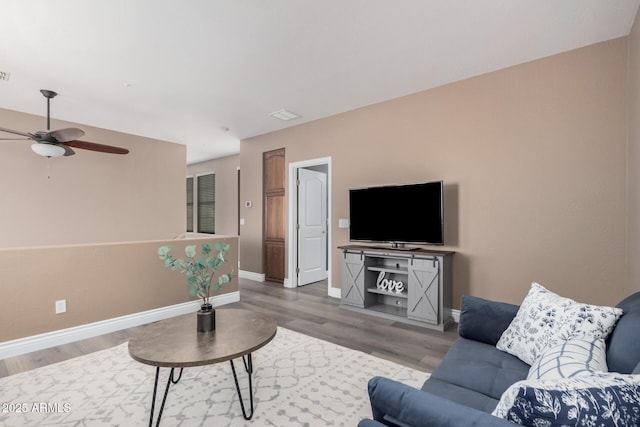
[0, 1, 638, 164]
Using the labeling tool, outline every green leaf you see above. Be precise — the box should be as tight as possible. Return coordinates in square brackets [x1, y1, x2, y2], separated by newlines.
[185, 245, 197, 258]
[189, 287, 198, 296]
[187, 276, 197, 285]
[218, 274, 231, 284]
[214, 243, 223, 251]
[202, 243, 211, 255]
[223, 244, 231, 251]
[158, 246, 171, 259]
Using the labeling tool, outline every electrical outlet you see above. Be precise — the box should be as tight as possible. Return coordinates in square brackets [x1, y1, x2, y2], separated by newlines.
[55, 300, 67, 314]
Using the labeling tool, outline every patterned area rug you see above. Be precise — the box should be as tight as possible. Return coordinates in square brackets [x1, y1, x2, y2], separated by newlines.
[0, 327, 427, 426]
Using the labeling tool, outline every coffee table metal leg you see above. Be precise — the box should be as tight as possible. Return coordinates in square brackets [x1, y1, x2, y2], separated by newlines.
[148, 366, 184, 427]
[230, 354, 254, 420]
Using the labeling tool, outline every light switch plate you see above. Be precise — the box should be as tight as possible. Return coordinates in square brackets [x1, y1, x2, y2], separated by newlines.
[55, 299, 67, 314]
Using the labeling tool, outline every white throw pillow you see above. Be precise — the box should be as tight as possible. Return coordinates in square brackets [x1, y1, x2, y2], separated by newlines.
[527, 337, 607, 380]
[496, 282, 623, 365]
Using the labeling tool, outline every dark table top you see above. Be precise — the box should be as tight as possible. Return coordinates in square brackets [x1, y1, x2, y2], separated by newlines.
[128, 308, 277, 368]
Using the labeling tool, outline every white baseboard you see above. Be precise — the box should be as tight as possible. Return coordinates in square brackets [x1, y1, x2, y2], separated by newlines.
[239, 270, 265, 282]
[328, 287, 341, 299]
[0, 291, 240, 360]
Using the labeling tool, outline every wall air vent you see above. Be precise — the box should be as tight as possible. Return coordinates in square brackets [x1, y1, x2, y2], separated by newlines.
[269, 109, 301, 121]
[0, 71, 10, 82]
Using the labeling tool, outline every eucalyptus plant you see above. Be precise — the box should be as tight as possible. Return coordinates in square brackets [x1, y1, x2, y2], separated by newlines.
[158, 242, 232, 307]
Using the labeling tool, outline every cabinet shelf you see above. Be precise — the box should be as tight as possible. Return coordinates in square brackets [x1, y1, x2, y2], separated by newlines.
[367, 266, 408, 275]
[367, 287, 408, 298]
[367, 303, 407, 317]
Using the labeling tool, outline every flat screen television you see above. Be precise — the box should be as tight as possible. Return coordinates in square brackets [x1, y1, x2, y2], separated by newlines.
[349, 181, 444, 247]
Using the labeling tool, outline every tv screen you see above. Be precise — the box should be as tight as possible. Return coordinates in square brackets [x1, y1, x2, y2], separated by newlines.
[349, 181, 444, 246]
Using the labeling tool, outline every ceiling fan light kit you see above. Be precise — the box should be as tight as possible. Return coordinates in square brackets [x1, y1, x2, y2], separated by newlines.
[30, 143, 66, 158]
[0, 89, 130, 158]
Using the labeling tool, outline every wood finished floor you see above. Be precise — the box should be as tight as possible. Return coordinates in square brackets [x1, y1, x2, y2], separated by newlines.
[0, 278, 458, 378]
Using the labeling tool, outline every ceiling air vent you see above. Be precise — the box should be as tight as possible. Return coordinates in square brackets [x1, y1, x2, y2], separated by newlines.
[0, 71, 10, 82]
[269, 109, 301, 121]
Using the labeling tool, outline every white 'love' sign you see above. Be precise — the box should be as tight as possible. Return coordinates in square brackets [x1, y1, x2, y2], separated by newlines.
[376, 271, 405, 294]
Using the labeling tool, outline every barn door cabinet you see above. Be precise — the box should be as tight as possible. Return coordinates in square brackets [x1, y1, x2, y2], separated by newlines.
[339, 245, 454, 331]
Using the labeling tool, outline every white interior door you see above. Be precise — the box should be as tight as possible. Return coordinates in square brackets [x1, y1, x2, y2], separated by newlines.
[297, 168, 328, 286]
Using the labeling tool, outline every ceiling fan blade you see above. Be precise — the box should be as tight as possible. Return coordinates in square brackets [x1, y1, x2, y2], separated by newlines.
[48, 128, 85, 143]
[0, 126, 32, 138]
[63, 140, 129, 155]
[62, 145, 76, 156]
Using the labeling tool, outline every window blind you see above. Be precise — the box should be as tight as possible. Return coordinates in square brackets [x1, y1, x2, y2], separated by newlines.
[197, 173, 215, 234]
[186, 177, 194, 232]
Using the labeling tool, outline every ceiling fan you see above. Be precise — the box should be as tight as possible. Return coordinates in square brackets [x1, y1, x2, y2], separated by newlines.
[0, 89, 129, 157]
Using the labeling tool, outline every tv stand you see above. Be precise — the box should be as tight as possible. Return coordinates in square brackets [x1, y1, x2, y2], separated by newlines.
[339, 245, 454, 331]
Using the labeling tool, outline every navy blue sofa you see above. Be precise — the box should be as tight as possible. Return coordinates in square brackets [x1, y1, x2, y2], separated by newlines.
[358, 292, 640, 427]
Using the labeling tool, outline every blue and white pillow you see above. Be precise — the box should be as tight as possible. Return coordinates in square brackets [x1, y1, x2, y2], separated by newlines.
[496, 283, 623, 365]
[492, 373, 640, 426]
[527, 337, 607, 380]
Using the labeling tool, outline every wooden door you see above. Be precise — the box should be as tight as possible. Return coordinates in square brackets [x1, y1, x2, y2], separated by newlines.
[263, 148, 286, 283]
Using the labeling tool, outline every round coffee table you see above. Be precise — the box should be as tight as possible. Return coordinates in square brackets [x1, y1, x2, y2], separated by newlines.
[128, 308, 277, 426]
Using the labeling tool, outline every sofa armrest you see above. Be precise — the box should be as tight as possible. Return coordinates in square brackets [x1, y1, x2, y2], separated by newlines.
[358, 419, 387, 427]
[458, 295, 520, 346]
[367, 376, 515, 427]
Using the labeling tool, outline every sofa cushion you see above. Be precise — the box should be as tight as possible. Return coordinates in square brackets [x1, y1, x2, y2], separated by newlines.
[496, 282, 623, 365]
[492, 373, 640, 426]
[527, 337, 607, 380]
[458, 295, 519, 346]
[424, 337, 529, 409]
[606, 291, 640, 373]
[421, 377, 501, 413]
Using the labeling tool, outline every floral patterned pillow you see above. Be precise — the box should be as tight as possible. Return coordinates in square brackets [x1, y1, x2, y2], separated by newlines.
[491, 373, 640, 426]
[496, 283, 623, 365]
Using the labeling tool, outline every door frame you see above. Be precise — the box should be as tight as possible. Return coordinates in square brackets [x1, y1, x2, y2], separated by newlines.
[287, 157, 337, 297]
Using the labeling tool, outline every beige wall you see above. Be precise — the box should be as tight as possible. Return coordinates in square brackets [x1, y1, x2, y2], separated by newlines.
[627, 10, 640, 296]
[0, 108, 186, 248]
[186, 154, 240, 236]
[241, 38, 628, 307]
[0, 236, 239, 341]
[0, 107, 197, 341]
